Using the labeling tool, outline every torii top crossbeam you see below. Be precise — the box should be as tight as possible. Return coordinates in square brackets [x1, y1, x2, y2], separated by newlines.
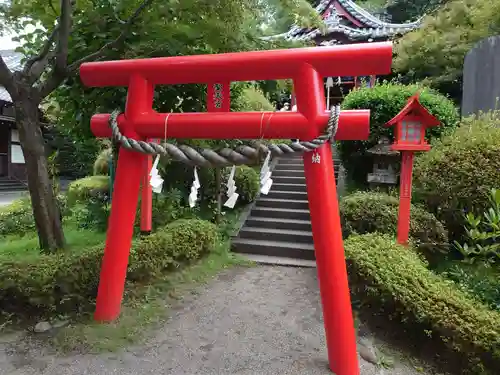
[81, 42, 392, 141]
[80, 42, 391, 86]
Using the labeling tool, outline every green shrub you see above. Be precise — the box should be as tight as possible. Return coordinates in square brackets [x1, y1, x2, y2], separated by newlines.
[0, 197, 35, 236]
[67, 175, 109, 206]
[0, 195, 69, 237]
[198, 165, 260, 204]
[232, 166, 260, 203]
[439, 261, 500, 312]
[453, 188, 500, 263]
[0, 219, 218, 317]
[128, 219, 217, 281]
[135, 188, 194, 230]
[232, 85, 275, 111]
[71, 192, 110, 232]
[340, 191, 448, 247]
[413, 112, 500, 240]
[340, 82, 459, 186]
[93, 148, 112, 175]
[345, 233, 500, 374]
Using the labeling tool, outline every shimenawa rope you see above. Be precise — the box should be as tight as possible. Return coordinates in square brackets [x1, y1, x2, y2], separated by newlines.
[108, 105, 340, 167]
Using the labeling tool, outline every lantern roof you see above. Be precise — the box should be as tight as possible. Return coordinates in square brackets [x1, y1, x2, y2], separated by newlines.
[386, 93, 441, 128]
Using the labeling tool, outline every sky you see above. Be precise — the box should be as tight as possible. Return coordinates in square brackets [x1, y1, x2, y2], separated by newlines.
[0, 31, 19, 50]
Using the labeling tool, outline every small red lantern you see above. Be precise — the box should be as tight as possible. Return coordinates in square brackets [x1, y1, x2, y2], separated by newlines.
[387, 93, 440, 152]
[386, 93, 441, 245]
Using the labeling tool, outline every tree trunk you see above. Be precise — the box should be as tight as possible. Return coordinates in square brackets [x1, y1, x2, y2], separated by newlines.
[14, 84, 65, 251]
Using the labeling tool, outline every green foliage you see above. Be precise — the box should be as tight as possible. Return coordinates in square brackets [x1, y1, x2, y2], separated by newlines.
[232, 86, 275, 112]
[71, 192, 110, 232]
[340, 191, 448, 247]
[201, 165, 260, 204]
[93, 148, 112, 176]
[394, 0, 500, 99]
[385, 0, 448, 23]
[66, 176, 110, 207]
[454, 189, 500, 263]
[17, 0, 317, 150]
[440, 261, 500, 312]
[0, 195, 68, 237]
[0, 197, 36, 237]
[340, 82, 459, 186]
[413, 112, 500, 240]
[232, 166, 260, 203]
[139, 188, 194, 230]
[345, 233, 500, 374]
[0, 219, 218, 317]
[128, 219, 217, 281]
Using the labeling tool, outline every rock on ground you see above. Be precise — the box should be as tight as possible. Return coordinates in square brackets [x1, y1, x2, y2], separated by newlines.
[0, 266, 438, 375]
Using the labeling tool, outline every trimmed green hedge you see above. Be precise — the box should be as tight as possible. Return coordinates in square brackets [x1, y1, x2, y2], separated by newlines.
[93, 148, 112, 176]
[413, 112, 500, 240]
[0, 219, 217, 317]
[340, 191, 448, 247]
[199, 165, 260, 204]
[230, 166, 260, 203]
[340, 82, 459, 186]
[67, 175, 109, 206]
[0, 195, 68, 237]
[345, 233, 500, 374]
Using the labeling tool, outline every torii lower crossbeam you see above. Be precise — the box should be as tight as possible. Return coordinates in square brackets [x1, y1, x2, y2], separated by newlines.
[81, 41, 393, 375]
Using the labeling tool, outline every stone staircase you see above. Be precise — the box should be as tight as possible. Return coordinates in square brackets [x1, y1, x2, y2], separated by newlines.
[0, 177, 27, 192]
[232, 149, 343, 267]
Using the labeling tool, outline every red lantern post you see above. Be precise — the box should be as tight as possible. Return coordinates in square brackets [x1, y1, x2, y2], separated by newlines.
[386, 94, 441, 245]
[80, 42, 393, 375]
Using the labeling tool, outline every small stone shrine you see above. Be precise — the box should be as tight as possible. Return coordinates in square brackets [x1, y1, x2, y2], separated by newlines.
[366, 136, 399, 189]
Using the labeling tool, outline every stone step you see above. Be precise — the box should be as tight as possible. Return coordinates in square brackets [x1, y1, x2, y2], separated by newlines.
[271, 182, 307, 192]
[256, 197, 309, 210]
[278, 158, 304, 165]
[272, 169, 304, 177]
[232, 238, 316, 261]
[273, 163, 304, 171]
[272, 175, 306, 184]
[251, 206, 310, 221]
[0, 178, 27, 192]
[265, 189, 308, 200]
[245, 216, 312, 232]
[238, 254, 316, 267]
[239, 226, 313, 244]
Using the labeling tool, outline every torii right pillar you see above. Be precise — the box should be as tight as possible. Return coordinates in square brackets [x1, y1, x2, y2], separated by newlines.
[295, 64, 359, 375]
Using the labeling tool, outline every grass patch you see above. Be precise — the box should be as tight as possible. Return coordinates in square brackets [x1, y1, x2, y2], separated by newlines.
[0, 226, 106, 260]
[51, 241, 251, 353]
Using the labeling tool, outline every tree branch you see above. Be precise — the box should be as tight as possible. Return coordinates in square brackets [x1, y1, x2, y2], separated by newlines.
[29, 50, 58, 84]
[55, 0, 72, 73]
[39, 0, 154, 99]
[66, 0, 154, 72]
[23, 25, 59, 77]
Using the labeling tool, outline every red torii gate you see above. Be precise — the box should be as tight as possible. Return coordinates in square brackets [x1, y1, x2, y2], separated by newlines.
[80, 41, 393, 375]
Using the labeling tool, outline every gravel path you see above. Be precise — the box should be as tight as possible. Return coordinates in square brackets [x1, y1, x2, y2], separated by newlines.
[0, 266, 436, 375]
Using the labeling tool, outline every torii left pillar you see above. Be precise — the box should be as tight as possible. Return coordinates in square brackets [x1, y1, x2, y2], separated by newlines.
[81, 41, 393, 375]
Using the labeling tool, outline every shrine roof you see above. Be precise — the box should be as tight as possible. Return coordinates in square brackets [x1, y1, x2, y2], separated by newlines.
[0, 50, 22, 103]
[267, 0, 421, 44]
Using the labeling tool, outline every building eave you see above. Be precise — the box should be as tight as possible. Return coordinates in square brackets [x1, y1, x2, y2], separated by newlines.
[264, 0, 421, 43]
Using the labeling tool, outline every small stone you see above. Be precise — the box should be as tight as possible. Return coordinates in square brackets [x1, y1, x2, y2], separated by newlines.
[52, 319, 69, 328]
[358, 338, 378, 364]
[33, 321, 52, 333]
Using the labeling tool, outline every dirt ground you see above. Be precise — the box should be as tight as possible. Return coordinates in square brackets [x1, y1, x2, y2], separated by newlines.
[0, 266, 441, 375]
